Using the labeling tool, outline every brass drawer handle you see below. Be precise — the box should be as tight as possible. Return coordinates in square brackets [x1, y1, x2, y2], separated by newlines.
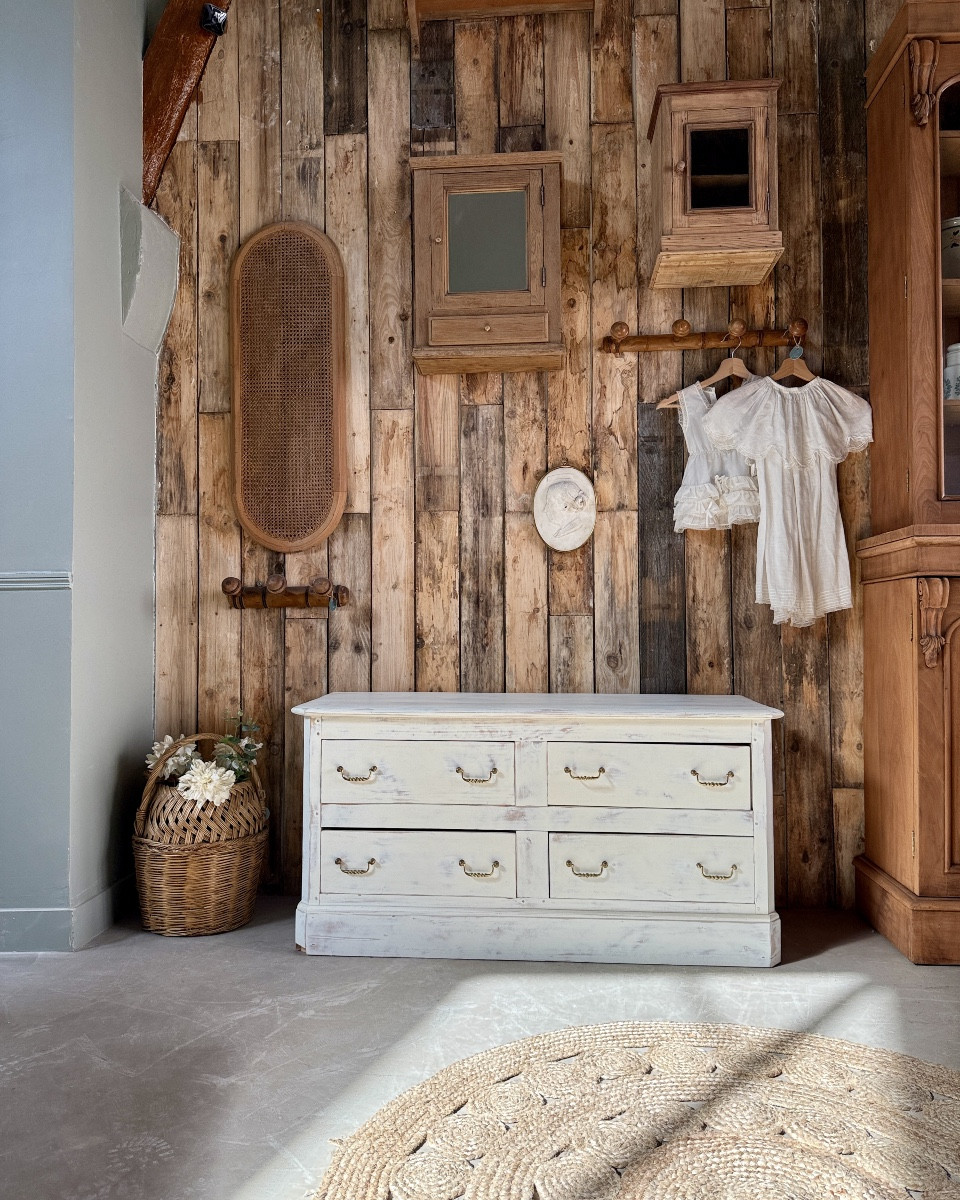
[691, 769, 735, 788]
[459, 858, 500, 878]
[697, 862, 738, 881]
[335, 856, 377, 876]
[337, 765, 378, 783]
[456, 766, 499, 785]
[564, 766, 606, 781]
[565, 858, 608, 879]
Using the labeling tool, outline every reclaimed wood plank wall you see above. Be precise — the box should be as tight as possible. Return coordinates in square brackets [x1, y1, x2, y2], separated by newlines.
[154, 0, 900, 903]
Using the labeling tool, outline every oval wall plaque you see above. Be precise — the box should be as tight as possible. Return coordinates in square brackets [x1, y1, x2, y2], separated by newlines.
[231, 222, 347, 553]
[533, 467, 597, 551]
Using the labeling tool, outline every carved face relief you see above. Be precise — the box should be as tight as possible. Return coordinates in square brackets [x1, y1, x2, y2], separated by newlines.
[533, 468, 597, 551]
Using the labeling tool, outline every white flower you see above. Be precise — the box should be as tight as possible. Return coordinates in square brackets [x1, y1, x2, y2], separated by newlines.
[176, 760, 236, 809]
[146, 735, 199, 780]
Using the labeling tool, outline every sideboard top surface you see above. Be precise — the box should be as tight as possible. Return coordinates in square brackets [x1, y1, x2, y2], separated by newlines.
[292, 692, 783, 721]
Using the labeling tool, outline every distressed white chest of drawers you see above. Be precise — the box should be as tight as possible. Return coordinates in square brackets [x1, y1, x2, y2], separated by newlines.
[292, 693, 782, 966]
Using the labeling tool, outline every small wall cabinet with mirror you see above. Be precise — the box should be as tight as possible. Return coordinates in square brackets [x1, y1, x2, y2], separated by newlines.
[646, 80, 783, 288]
[856, 6, 960, 964]
[411, 152, 563, 375]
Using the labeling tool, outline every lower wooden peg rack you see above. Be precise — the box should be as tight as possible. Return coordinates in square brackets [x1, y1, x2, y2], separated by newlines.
[221, 574, 350, 611]
[601, 317, 808, 355]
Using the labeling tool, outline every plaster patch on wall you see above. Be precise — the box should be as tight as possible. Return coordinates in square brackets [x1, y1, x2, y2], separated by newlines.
[119, 186, 180, 354]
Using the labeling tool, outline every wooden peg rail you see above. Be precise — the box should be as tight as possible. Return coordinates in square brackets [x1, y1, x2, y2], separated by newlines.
[221, 575, 350, 611]
[601, 317, 808, 355]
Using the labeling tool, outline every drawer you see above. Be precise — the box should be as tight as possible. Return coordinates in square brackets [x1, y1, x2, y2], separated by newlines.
[322, 740, 515, 804]
[429, 312, 549, 346]
[320, 830, 517, 898]
[549, 833, 755, 903]
[547, 742, 751, 810]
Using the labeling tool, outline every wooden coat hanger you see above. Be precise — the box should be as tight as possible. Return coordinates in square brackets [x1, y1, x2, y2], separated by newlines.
[656, 338, 750, 410]
[770, 338, 817, 384]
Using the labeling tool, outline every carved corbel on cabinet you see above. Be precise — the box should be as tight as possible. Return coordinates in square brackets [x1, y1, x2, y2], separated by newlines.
[908, 39, 940, 127]
[918, 577, 950, 667]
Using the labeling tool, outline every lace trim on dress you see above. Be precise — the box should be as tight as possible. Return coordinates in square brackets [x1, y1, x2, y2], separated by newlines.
[674, 475, 760, 532]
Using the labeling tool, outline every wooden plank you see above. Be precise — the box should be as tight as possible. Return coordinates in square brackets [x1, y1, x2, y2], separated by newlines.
[777, 114, 823, 373]
[782, 620, 834, 907]
[198, 1, 240, 141]
[505, 373, 547, 513]
[325, 133, 371, 510]
[830, 449, 871, 788]
[499, 15, 545, 129]
[328, 513, 372, 690]
[865, 0, 902, 60]
[544, 11, 591, 228]
[197, 140, 238, 415]
[369, 0, 406, 29]
[283, 619, 327, 893]
[323, 0, 368, 135]
[368, 31, 414, 412]
[726, 5, 771, 80]
[505, 512, 549, 692]
[238, 0, 282, 239]
[819, 0, 868, 391]
[685, 530, 733, 695]
[416, 373, 460, 511]
[591, 122, 638, 512]
[772, 0, 817, 115]
[280, 0, 326, 222]
[834, 787, 865, 911]
[460, 375, 504, 406]
[372, 409, 416, 690]
[550, 613, 594, 693]
[635, 13, 684, 694]
[154, 141, 198, 516]
[634, 0, 678, 12]
[548, 229, 593, 622]
[499, 126, 546, 153]
[143, 0, 232, 203]
[460, 403, 505, 691]
[679, 0, 725, 82]
[197, 414, 242, 732]
[155, 514, 199, 738]
[594, 510, 642, 693]
[416, 510, 460, 690]
[454, 21, 499, 155]
[592, 0, 633, 123]
[411, 21, 456, 156]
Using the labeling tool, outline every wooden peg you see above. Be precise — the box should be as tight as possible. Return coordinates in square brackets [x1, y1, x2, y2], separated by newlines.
[671, 319, 693, 339]
[728, 318, 748, 339]
[788, 318, 809, 340]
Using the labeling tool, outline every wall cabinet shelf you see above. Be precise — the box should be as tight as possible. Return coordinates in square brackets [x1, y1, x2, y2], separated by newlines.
[646, 80, 783, 288]
[411, 152, 563, 376]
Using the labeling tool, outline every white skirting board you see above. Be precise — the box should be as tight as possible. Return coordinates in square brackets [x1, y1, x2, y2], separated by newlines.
[296, 900, 782, 967]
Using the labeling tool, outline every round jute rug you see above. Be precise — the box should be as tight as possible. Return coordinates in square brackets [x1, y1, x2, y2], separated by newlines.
[315, 1021, 960, 1200]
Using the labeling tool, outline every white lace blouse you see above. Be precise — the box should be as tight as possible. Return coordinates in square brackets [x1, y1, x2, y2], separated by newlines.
[673, 382, 760, 532]
[702, 375, 873, 627]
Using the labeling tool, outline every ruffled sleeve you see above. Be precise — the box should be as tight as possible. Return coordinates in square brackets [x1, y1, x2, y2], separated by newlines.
[702, 377, 873, 468]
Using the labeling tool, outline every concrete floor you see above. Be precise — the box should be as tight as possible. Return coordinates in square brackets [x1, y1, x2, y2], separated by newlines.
[1, 899, 958, 1200]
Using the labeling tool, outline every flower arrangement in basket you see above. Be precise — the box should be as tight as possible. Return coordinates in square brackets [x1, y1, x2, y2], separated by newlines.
[133, 715, 269, 936]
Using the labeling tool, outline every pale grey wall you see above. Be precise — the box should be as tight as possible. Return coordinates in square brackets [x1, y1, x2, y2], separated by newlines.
[0, 0, 76, 948]
[0, 0, 157, 950]
[70, 0, 155, 923]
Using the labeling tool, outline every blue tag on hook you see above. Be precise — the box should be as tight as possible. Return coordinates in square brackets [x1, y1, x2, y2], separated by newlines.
[789, 344, 804, 359]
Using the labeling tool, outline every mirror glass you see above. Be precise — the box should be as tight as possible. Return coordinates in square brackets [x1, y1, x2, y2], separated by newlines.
[447, 190, 527, 293]
[689, 127, 751, 210]
[940, 82, 960, 496]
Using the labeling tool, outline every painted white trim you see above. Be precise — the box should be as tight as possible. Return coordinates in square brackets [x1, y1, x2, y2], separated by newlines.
[0, 571, 73, 591]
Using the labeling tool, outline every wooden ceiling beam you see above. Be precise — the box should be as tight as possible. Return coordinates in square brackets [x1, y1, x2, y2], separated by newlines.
[407, 0, 593, 58]
[142, 0, 233, 205]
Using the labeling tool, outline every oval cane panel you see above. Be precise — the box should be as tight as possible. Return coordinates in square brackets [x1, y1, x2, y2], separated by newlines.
[231, 222, 347, 552]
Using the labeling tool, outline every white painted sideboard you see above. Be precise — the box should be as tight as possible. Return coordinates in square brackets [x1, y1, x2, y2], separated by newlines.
[292, 693, 782, 966]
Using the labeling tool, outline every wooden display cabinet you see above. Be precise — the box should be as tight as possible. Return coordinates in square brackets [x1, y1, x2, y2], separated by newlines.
[646, 80, 783, 288]
[856, 2, 960, 963]
[411, 152, 563, 376]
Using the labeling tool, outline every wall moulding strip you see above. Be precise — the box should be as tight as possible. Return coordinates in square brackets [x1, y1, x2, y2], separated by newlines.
[0, 572, 73, 590]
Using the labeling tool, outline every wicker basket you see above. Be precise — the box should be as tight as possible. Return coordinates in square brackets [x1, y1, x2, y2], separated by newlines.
[133, 732, 269, 936]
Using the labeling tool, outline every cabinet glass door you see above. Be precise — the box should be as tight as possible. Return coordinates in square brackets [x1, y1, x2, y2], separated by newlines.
[688, 126, 752, 210]
[940, 82, 960, 496]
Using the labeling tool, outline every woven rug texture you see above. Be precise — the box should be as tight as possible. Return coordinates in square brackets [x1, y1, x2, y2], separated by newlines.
[315, 1021, 960, 1200]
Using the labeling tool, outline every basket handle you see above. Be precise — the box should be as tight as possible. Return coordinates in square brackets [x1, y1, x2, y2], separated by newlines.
[135, 732, 264, 837]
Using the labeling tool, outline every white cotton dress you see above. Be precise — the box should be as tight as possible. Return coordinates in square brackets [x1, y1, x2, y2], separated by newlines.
[702, 375, 874, 627]
[673, 381, 761, 532]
